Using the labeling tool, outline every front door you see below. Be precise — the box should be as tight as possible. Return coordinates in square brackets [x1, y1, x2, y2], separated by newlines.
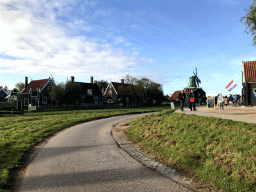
[17, 100, 22, 110]
[248, 84, 251, 106]
[31, 98, 36, 106]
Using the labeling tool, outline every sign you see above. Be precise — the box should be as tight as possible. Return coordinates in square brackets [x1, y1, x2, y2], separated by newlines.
[207, 97, 215, 109]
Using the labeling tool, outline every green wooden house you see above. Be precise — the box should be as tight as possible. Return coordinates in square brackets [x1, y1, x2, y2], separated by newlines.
[6, 77, 54, 110]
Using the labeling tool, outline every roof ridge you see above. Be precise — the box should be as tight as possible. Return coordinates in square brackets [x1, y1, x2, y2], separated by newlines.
[30, 78, 51, 81]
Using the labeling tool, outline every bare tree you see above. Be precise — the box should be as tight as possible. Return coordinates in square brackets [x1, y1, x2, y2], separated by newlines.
[15, 82, 25, 92]
[124, 75, 138, 85]
[4, 85, 8, 91]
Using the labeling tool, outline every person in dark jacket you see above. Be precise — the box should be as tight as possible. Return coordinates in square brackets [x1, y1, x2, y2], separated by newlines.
[229, 94, 233, 105]
[188, 90, 196, 111]
[178, 89, 186, 111]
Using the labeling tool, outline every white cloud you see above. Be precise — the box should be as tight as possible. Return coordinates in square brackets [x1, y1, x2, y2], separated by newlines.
[115, 37, 125, 44]
[0, 0, 155, 81]
[131, 25, 142, 30]
[124, 43, 132, 47]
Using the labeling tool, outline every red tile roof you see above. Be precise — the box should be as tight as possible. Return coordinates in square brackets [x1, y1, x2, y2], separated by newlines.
[169, 90, 191, 100]
[22, 79, 50, 93]
[169, 91, 181, 100]
[243, 61, 256, 82]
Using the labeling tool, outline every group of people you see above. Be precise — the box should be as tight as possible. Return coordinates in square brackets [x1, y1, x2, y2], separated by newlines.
[178, 90, 241, 112]
[178, 89, 196, 111]
[217, 94, 241, 110]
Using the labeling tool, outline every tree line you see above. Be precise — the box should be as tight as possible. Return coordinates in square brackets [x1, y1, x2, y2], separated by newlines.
[118, 75, 164, 105]
[49, 75, 164, 105]
[2, 75, 164, 105]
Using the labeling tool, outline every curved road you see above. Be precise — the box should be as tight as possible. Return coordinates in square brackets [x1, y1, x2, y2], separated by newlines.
[18, 113, 192, 192]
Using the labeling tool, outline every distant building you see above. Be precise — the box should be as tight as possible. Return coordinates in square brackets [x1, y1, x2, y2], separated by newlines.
[103, 79, 141, 106]
[4, 77, 54, 110]
[169, 88, 206, 105]
[242, 61, 256, 106]
[71, 76, 104, 105]
[0, 89, 8, 102]
[170, 68, 206, 105]
[21, 77, 54, 106]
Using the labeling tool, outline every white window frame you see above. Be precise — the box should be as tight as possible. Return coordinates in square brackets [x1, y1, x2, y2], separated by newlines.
[87, 89, 92, 95]
[24, 98, 29, 106]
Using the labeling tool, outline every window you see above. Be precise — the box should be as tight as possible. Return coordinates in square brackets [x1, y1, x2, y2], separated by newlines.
[198, 93, 201, 96]
[24, 98, 29, 106]
[94, 96, 98, 101]
[42, 97, 47, 105]
[126, 97, 129, 103]
[48, 86, 52, 93]
[87, 89, 92, 95]
[81, 95, 85, 100]
[107, 90, 112, 96]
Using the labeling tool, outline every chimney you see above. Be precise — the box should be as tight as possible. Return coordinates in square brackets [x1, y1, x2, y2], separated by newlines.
[25, 77, 28, 87]
[90, 76, 93, 84]
[71, 76, 74, 83]
[121, 79, 124, 84]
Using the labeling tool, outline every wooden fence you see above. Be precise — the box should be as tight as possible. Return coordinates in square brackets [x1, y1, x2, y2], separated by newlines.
[0, 102, 15, 109]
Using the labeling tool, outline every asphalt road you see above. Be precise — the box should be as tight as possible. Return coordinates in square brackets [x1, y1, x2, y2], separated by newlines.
[18, 113, 192, 192]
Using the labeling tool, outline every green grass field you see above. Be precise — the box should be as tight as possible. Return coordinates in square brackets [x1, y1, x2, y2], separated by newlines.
[0, 106, 171, 192]
[126, 110, 256, 192]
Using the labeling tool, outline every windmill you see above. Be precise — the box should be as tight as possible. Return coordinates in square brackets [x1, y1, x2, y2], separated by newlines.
[193, 68, 201, 87]
[187, 67, 201, 88]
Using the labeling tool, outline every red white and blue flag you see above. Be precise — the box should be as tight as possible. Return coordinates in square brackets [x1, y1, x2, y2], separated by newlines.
[226, 80, 237, 91]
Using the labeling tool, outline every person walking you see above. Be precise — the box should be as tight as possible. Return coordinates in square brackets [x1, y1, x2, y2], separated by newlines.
[217, 93, 224, 110]
[188, 90, 196, 111]
[178, 89, 186, 111]
[234, 95, 238, 106]
[224, 95, 228, 107]
[229, 94, 233, 106]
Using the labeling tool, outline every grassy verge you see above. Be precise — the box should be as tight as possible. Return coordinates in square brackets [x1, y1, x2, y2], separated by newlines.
[126, 110, 256, 192]
[0, 106, 172, 192]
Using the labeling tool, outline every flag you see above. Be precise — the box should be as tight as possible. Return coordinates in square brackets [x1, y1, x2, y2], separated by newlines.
[225, 80, 237, 91]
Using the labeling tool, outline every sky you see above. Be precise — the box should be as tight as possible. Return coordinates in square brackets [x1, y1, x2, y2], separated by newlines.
[0, 0, 255, 96]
